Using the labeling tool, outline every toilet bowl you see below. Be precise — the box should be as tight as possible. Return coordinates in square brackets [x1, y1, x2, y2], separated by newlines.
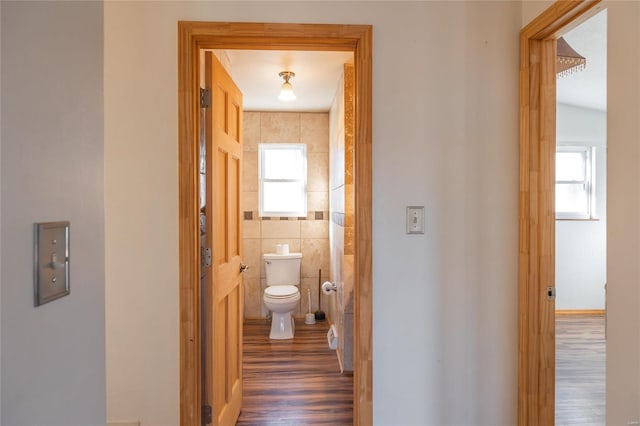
[263, 285, 300, 339]
[263, 252, 302, 340]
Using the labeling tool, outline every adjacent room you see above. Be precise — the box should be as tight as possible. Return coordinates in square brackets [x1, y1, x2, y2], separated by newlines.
[554, 9, 607, 426]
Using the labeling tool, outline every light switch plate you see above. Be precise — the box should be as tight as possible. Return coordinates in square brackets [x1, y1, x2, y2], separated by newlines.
[34, 221, 70, 306]
[406, 206, 425, 234]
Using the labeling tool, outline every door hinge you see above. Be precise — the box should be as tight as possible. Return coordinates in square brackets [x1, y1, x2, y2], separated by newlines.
[547, 286, 556, 300]
[200, 88, 211, 109]
[201, 247, 212, 268]
[202, 404, 212, 425]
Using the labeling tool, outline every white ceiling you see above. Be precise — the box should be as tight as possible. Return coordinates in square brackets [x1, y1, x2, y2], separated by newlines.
[557, 9, 607, 111]
[225, 50, 354, 112]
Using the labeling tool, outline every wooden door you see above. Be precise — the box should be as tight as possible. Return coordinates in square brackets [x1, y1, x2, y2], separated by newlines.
[203, 52, 244, 426]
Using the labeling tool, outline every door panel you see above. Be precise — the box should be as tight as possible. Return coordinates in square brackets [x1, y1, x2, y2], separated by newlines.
[204, 51, 243, 426]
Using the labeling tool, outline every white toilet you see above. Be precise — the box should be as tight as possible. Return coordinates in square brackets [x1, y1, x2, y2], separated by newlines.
[263, 252, 302, 340]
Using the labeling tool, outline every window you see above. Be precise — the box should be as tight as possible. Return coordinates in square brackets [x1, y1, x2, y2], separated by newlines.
[555, 146, 595, 219]
[259, 143, 307, 217]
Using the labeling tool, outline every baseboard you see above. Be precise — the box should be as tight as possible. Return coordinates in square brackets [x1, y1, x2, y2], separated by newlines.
[244, 315, 268, 321]
[107, 421, 140, 426]
[555, 309, 605, 316]
[336, 347, 345, 374]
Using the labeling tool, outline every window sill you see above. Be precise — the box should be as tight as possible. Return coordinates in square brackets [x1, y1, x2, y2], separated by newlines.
[555, 217, 600, 222]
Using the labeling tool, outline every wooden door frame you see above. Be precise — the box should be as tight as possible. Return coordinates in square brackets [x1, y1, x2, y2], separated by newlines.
[518, 1, 603, 424]
[178, 22, 373, 425]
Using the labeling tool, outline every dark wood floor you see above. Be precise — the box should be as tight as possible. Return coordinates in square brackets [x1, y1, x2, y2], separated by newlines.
[237, 318, 353, 426]
[237, 315, 602, 425]
[556, 314, 605, 426]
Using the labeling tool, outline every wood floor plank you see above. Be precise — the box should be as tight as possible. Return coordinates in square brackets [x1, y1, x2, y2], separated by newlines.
[555, 314, 605, 426]
[237, 319, 353, 425]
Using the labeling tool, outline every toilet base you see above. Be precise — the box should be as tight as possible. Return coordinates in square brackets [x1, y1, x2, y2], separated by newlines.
[269, 312, 295, 339]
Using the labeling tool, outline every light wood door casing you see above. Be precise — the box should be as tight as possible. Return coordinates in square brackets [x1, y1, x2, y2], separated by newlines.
[178, 22, 372, 425]
[519, 37, 557, 425]
[204, 52, 243, 426]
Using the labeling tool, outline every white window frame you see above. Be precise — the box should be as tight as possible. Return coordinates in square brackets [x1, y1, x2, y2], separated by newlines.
[258, 143, 307, 217]
[555, 145, 596, 220]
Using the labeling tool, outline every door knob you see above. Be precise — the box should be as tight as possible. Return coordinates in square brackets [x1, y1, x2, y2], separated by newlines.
[240, 263, 249, 273]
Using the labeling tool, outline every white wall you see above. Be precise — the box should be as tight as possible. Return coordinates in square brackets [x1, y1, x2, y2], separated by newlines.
[105, 2, 520, 425]
[556, 103, 606, 310]
[1, 2, 106, 425]
[0, 2, 3, 420]
[605, 1, 640, 424]
[0, 2, 3, 419]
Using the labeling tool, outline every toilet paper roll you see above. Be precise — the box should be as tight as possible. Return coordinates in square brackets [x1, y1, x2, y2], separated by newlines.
[276, 244, 289, 255]
[322, 280, 337, 295]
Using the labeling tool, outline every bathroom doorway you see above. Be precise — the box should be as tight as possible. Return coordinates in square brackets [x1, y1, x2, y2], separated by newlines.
[177, 23, 372, 426]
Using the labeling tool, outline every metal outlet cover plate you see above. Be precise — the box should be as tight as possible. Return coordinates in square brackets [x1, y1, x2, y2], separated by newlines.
[34, 221, 70, 306]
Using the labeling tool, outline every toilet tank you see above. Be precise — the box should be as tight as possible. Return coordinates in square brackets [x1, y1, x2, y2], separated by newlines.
[264, 253, 302, 286]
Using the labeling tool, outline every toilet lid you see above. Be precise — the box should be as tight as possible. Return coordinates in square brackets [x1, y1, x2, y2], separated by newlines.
[265, 285, 299, 298]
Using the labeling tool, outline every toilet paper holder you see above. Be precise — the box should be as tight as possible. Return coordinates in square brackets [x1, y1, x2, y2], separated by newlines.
[321, 281, 337, 295]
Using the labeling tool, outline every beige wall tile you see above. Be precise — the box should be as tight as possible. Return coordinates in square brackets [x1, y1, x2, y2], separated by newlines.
[301, 238, 329, 278]
[345, 144, 354, 185]
[326, 289, 336, 318]
[243, 277, 262, 318]
[300, 113, 329, 153]
[344, 227, 355, 256]
[261, 220, 301, 239]
[301, 220, 329, 239]
[260, 112, 300, 142]
[345, 183, 354, 216]
[243, 220, 260, 239]
[343, 254, 355, 314]
[261, 238, 301, 257]
[308, 152, 329, 192]
[344, 64, 356, 188]
[243, 151, 258, 192]
[243, 111, 260, 151]
[242, 191, 258, 212]
[307, 191, 328, 212]
[242, 238, 261, 279]
[261, 237, 302, 282]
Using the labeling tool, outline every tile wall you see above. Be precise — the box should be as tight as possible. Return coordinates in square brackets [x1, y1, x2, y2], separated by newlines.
[242, 112, 330, 318]
[328, 64, 355, 372]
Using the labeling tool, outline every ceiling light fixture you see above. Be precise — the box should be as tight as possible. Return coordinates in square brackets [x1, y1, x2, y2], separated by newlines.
[278, 71, 296, 101]
[557, 37, 586, 78]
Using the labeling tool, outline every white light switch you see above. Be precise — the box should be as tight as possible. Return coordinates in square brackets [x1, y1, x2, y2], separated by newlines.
[406, 206, 425, 234]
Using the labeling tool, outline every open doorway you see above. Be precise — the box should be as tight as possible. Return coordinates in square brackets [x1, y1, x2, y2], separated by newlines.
[554, 9, 607, 425]
[204, 48, 356, 424]
[177, 22, 373, 426]
[518, 0, 606, 422]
